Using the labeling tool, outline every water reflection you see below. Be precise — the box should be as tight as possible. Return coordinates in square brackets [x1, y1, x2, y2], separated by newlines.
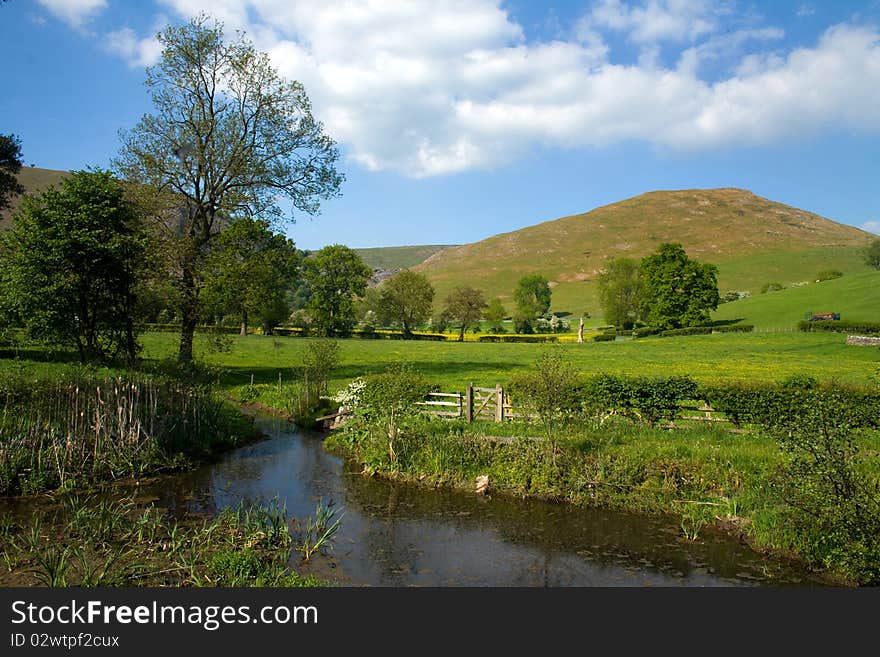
[140, 415, 818, 587]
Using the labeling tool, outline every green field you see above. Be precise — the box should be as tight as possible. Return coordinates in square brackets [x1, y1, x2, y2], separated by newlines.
[126, 330, 880, 399]
[713, 270, 880, 328]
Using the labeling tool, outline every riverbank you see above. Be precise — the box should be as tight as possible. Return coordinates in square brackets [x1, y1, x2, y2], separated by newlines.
[324, 414, 879, 586]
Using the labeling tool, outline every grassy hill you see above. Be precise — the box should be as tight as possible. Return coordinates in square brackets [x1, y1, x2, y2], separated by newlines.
[354, 244, 454, 270]
[713, 270, 880, 328]
[414, 188, 875, 316]
[0, 166, 69, 228]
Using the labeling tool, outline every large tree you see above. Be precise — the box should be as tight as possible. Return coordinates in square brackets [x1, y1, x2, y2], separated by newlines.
[0, 133, 24, 211]
[376, 270, 434, 338]
[513, 273, 551, 333]
[0, 170, 143, 363]
[304, 245, 371, 336]
[484, 297, 507, 333]
[201, 217, 299, 335]
[639, 243, 719, 330]
[115, 14, 342, 362]
[597, 257, 645, 329]
[444, 286, 487, 342]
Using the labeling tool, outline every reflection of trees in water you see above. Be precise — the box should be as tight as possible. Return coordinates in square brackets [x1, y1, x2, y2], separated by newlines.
[337, 466, 810, 585]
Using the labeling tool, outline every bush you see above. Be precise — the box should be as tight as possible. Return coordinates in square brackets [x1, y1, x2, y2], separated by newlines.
[593, 333, 615, 342]
[761, 282, 785, 293]
[799, 319, 880, 335]
[507, 349, 581, 441]
[712, 324, 754, 333]
[354, 366, 434, 465]
[582, 374, 698, 427]
[815, 270, 843, 282]
[660, 326, 713, 337]
[478, 334, 558, 343]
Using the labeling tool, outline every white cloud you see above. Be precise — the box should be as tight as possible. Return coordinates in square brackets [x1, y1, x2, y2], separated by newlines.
[37, 0, 106, 27]
[98, 1, 880, 177]
[105, 28, 164, 68]
[862, 220, 880, 235]
[584, 0, 724, 44]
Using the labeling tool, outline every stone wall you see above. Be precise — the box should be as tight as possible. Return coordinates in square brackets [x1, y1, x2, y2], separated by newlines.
[846, 335, 880, 346]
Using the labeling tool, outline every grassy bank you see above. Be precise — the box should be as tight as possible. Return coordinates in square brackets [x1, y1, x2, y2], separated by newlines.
[0, 495, 325, 587]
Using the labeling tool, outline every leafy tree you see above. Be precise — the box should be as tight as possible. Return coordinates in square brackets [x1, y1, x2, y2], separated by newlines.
[514, 274, 551, 317]
[444, 286, 487, 342]
[0, 133, 24, 211]
[639, 243, 719, 330]
[0, 170, 143, 363]
[201, 217, 299, 335]
[115, 14, 342, 362]
[484, 298, 507, 333]
[303, 245, 371, 336]
[865, 239, 880, 270]
[508, 348, 581, 444]
[597, 257, 644, 329]
[375, 270, 434, 338]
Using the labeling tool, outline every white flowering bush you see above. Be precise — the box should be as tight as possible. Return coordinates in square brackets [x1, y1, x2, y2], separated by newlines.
[332, 377, 367, 410]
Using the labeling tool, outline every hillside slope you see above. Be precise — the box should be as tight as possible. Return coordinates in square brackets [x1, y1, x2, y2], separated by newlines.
[712, 270, 880, 328]
[0, 167, 69, 228]
[414, 188, 875, 315]
[354, 244, 454, 270]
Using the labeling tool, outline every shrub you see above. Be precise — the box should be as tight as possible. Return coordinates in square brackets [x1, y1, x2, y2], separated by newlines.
[355, 366, 434, 464]
[798, 319, 880, 335]
[761, 282, 784, 293]
[507, 349, 581, 441]
[582, 374, 698, 426]
[660, 326, 713, 337]
[815, 270, 843, 282]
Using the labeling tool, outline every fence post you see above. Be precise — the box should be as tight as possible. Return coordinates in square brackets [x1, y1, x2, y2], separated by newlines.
[465, 384, 474, 423]
[495, 384, 504, 422]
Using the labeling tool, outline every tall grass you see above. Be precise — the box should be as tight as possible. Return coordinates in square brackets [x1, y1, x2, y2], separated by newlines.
[0, 372, 250, 495]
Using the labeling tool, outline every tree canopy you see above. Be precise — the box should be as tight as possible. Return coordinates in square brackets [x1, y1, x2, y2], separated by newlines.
[639, 243, 719, 330]
[376, 270, 434, 338]
[483, 298, 507, 333]
[597, 257, 645, 329]
[0, 170, 143, 363]
[114, 14, 342, 361]
[444, 286, 487, 342]
[303, 245, 371, 336]
[0, 133, 24, 211]
[201, 217, 299, 335]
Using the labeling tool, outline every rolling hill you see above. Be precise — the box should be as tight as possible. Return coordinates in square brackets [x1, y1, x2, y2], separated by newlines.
[413, 188, 876, 316]
[354, 244, 454, 270]
[0, 166, 69, 229]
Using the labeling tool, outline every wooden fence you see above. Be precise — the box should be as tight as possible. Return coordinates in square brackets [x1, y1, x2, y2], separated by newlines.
[415, 385, 730, 425]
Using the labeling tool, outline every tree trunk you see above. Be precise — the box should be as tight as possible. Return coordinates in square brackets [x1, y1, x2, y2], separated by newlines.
[178, 263, 198, 363]
[458, 323, 466, 342]
[240, 310, 248, 336]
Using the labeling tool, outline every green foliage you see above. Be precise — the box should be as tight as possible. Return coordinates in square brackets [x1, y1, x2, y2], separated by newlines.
[114, 14, 342, 362]
[815, 269, 843, 282]
[597, 257, 644, 328]
[513, 274, 551, 324]
[798, 319, 880, 334]
[660, 326, 713, 337]
[864, 239, 880, 270]
[508, 348, 581, 441]
[582, 374, 698, 427]
[376, 270, 435, 337]
[286, 338, 341, 424]
[765, 388, 880, 584]
[761, 282, 785, 293]
[304, 245, 371, 336]
[201, 217, 299, 335]
[0, 133, 24, 211]
[444, 286, 487, 342]
[484, 298, 507, 333]
[0, 169, 144, 364]
[640, 243, 719, 330]
[351, 365, 433, 465]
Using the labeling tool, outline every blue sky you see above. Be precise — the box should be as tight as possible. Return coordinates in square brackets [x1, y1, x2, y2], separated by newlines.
[2, 0, 879, 249]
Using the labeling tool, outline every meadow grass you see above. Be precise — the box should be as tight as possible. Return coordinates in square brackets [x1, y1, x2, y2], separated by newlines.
[130, 330, 880, 402]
